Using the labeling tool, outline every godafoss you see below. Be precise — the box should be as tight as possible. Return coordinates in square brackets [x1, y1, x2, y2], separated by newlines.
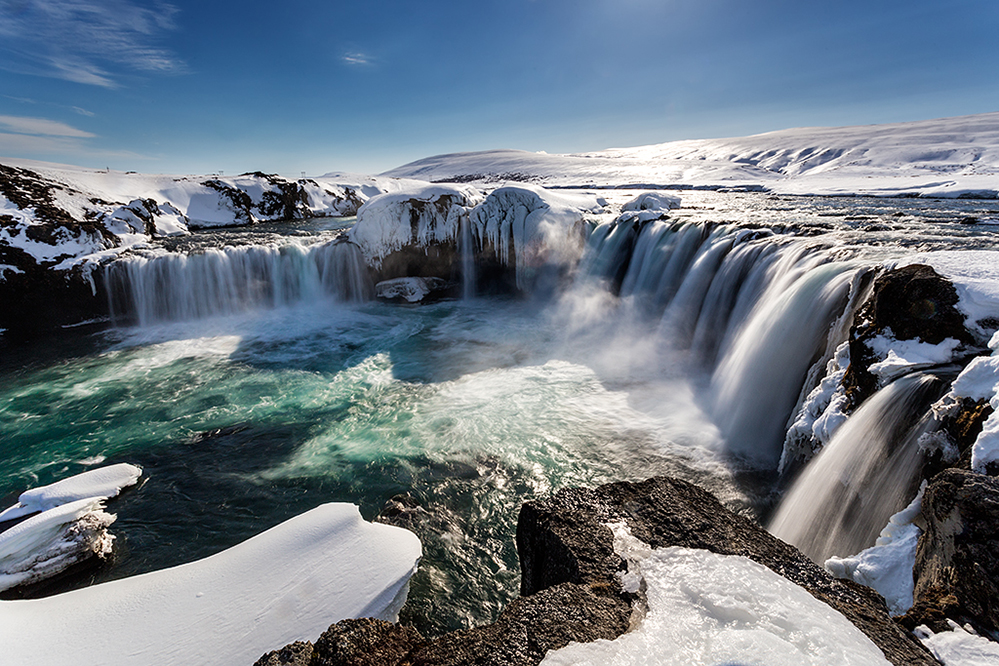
[2, 174, 999, 665]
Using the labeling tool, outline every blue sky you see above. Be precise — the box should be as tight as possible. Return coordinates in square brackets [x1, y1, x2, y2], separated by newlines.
[1, 0, 997, 176]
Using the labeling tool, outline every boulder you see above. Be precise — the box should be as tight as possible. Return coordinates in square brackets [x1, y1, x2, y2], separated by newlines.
[901, 468, 999, 639]
[843, 264, 974, 410]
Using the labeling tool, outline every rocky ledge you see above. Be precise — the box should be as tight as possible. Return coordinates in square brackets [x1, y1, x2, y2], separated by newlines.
[258, 476, 937, 666]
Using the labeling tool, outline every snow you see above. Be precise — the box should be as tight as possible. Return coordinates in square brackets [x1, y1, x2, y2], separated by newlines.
[825, 482, 925, 616]
[620, 191, 681, 212]
[782, 341, 851, 469]
[0, 158, 415, 276]
[0, 463, 142, 523]
[866, 334, 963, 385]
[0, 503, 421, 666]
[541, 523, 891, 666]
[942, 331, 999, 473]
[0, 497, 115, 591]
[914, 621, 999, 666]
[384, 113, 999, 199]
[348, 183, 482, 266]
[469, 184, 602, 290]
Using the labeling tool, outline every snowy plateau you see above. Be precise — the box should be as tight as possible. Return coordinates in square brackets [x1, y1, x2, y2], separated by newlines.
[1, 112, 999, 666]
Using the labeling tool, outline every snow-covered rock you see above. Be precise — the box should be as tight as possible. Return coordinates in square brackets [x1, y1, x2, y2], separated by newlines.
[469, 184, 601, 291]
[0, 464, 142, 592]
[0, 497, 116, 591]
[375, 277, 450, 302]
[385, 112, 999, 199]
[0, 462, 142, 523]
[620, 191, 681, 212]
[348, 183, 482, 268]
[542, 524, 892, 666]
[0, 503, 421, 666]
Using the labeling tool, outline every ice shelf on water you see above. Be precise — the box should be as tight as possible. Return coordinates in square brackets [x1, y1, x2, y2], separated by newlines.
[0, 463, 141, 522]
[0, 503, 421, 666]
[541, 523, 891, 666]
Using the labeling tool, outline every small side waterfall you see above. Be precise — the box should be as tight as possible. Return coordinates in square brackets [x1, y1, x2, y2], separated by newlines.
[105, 240, 373, 325]
[461, 215, 476, 299]
[768, 372, 945, 563]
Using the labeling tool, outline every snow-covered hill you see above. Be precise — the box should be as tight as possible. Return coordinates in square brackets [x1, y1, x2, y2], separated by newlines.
[384, 113, 999, 198]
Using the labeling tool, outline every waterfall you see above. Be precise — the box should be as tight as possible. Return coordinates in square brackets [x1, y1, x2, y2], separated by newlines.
[768, 372, 945, 563]
[461, 215, 476, 299]
[105, 240, 373, 325]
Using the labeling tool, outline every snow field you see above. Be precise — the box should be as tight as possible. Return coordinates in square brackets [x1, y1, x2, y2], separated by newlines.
[0, 503, 421, 666]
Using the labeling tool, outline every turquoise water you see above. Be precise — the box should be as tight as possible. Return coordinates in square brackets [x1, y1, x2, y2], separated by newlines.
[0, 296, 739, 635]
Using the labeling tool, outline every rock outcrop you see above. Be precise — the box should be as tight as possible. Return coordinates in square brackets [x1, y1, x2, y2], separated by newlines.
[843, 264, 975, 411]
[259, 477, 936, 666]
[901, 468, 999, 640]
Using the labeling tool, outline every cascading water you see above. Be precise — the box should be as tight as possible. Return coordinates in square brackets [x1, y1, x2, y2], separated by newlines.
[575, 217, 867, 468]
[105, 240, 372, 325]
[768, 371, 946, 563]
[461, 215, 476, 299]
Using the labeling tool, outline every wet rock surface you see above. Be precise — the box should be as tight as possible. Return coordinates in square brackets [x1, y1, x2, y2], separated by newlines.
[259, 477, 937, 666]
[901, 468, 999, 639]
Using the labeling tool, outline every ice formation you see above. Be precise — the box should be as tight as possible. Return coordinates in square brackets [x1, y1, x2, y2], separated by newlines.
[541, 523, 891, 666]
[0, 463, 142, 522]
[0, 503, 421, 666]
[914, 621, 999, 666]
[0, 497, 115, 591]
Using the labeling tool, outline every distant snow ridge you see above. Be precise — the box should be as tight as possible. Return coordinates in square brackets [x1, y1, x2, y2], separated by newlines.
[0, 464, 141, 592]
[384, 112, 999, 198]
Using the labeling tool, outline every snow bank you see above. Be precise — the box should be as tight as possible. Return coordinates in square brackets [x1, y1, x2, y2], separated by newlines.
[0, 159, 412, 278]
[0, 463, 142, 522]
[825, 482, 925, 616]
[0, 503, 421, 666]
[914, 621, 999, 666]
[541, 523, 891, 666]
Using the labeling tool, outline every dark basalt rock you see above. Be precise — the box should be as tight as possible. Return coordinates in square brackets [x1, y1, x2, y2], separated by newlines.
[518, 477, 936, 666]
[843, 264, 974, 411]
[259, 477, 936, 666]
[254, 641, 315, 666]
[312, 619, 425, 666]
[901, 468, 999, 639]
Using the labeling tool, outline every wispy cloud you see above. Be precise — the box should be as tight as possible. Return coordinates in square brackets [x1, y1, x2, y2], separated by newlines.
[0, 0, 184, 87]
[342, 51, 374, 66]
[0, 115, 96, 138]
[72, 106, 95, 117]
